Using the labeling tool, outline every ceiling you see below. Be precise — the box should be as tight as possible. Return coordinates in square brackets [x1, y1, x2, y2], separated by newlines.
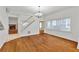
[6, 6, 73, 17]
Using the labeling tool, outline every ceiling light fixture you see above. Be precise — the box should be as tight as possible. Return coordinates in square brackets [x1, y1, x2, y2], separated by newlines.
[34, 6, 43, 18]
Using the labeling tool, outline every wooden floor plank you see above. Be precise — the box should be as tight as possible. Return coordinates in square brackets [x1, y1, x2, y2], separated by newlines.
[0, 33, 79, 52]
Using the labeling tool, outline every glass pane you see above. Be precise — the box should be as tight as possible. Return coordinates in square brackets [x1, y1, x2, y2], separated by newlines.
[47, 21, 51, 29]
[65, 18, 70, 28]
[52, 20, 56, 26]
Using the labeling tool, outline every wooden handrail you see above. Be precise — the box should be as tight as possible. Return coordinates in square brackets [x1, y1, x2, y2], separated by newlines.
[23, 16, 33, 23]
[22, 20, 35, 31]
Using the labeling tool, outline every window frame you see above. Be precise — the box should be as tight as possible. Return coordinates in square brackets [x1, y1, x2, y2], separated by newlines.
[46, 17, 71, 32]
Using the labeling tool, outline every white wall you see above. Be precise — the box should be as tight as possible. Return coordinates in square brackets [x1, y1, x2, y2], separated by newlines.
[0, 7, 8, 48]
[18, 15, 40, 36]
[7, 12, 40, 41]
[0, 12, 40, 48]
[9, 17, 18, 29]
[9, 17, 18, 24]
[45, 7, 79, 43]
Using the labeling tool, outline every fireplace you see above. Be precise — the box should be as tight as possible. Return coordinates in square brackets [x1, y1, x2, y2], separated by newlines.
[9, 24, 17, 34]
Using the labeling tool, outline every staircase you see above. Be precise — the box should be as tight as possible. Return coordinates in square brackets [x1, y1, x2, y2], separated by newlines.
[22, 16, 35, 32]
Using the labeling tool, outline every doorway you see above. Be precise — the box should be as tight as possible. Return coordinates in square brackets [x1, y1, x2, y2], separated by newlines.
[39, 21, 44, 34]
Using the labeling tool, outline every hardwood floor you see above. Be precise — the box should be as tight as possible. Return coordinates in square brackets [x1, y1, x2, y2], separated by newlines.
[0, 33, 79, 52]
[0, 49, 1, 51]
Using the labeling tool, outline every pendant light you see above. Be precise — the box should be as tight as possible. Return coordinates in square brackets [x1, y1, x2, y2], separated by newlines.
[35, 6, 43, 18]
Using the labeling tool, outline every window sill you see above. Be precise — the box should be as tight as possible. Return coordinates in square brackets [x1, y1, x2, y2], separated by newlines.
[46, 28, 71, 33]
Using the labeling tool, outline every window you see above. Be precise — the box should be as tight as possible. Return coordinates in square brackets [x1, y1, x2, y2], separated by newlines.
[51, 20, 56, 29]
[65, 18, 70, 29]
[59, 18, 71, 31]
[52, 20, 56, 26]
[47, 21, 51, 29]
[46, 17, 71, 31]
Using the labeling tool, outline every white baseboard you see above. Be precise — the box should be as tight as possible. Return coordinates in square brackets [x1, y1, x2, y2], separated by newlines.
[45, 32, 77, 42]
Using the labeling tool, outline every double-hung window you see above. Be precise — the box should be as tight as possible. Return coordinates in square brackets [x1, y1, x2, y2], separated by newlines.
[47, 21, 51, 29]
[46, 17, 71, 31]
